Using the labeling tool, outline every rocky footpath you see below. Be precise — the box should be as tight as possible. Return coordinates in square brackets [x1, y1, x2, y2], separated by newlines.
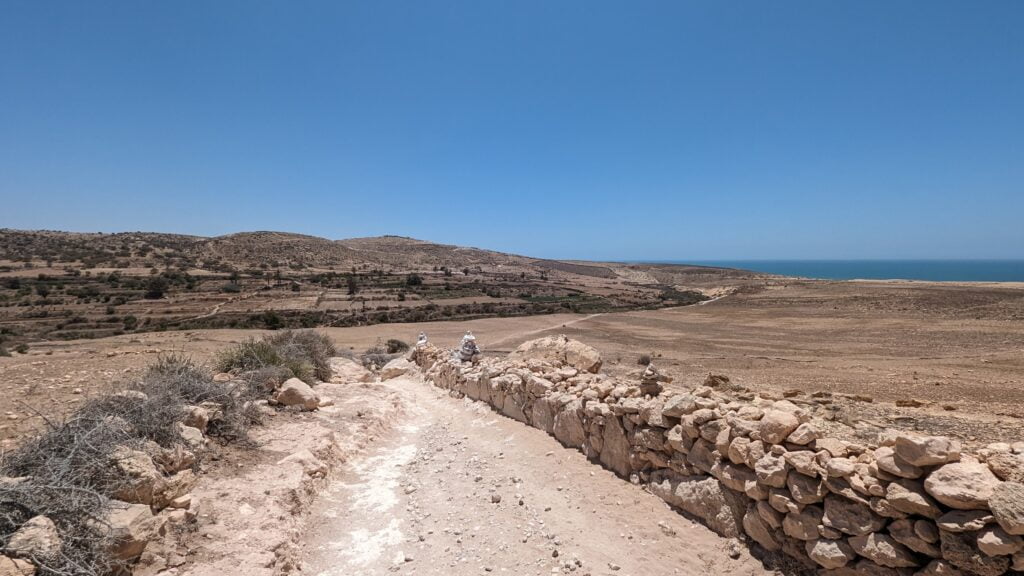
[410, 335, 1024, 576]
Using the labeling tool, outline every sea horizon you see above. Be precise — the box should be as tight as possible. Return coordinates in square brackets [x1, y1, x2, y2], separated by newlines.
[646, 259, 1024, 282]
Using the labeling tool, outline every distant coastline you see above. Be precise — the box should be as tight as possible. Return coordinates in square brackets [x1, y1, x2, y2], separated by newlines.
[659, 260, 1024, 282]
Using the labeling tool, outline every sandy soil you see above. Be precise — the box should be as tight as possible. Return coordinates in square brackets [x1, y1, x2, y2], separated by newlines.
[301, 375, 772, 576]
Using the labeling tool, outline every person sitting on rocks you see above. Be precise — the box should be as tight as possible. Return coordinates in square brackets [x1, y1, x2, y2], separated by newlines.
[416, 332, 429, 347]
[454, 330, 481, 364]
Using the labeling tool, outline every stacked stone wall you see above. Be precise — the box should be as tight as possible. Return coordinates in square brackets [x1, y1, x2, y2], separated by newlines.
[410, 338, 1024, 576]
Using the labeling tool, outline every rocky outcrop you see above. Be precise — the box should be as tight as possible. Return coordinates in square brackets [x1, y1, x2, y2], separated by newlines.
[508, 335, 602, 373]
[410, 337, 1024, 575]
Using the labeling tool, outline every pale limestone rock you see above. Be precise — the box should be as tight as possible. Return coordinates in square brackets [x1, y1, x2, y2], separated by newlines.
[939, 529, 1010, 576]
[754, 453, 788, 488]
[987, 452, 1024, 483]
[110, 446, 166, 506]
[887, 479, 942, 518]
[648, 470, 746, 537]
[889, 518, 941, 557]
[849, 533, 920, 568]
[759, 409, 800, 444]
[662, 394, 697, 417]
[508, 335, 602, 373]
[894, 434, 962, 467]
[787, 470, 826, 504]
[925, 461, 1001, 510]
[783, 505, 823, 541]
[380, 357, 415, 380]
[976, 524, 1023, 556]
[989, 481, 1024, 535]
[182, 405, 210, 433]
[806, 538, 856, 569]
[0, 556, 35, 576]
[787, 422, 819, 446]
[272, 378, 320, 410]
[875, 446, 924, 479]
[743, 507, 781, 551]
[328, 356, 373, 383]
[102, 501, 167, 561]
[5, 517, 59, 561]
[822, 494, 885, 536]
[937, 510, 995, 533]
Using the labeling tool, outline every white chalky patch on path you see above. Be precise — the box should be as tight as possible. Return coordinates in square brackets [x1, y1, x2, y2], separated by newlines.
[334, 519, 404, 568]
[344, 430, 419, 513]
[311, 421, 423, 574]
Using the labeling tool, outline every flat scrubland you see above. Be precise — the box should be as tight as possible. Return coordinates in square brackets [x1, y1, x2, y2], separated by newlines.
[3, 277, 1022, 450]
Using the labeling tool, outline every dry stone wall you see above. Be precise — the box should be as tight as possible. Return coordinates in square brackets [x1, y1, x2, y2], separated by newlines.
[410, 336, 1024, 576]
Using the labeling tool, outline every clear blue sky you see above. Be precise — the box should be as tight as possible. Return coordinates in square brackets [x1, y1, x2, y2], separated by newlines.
[2, 2, 1022, 260]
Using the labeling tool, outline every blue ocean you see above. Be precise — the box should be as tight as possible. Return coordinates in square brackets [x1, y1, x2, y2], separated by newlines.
[672, 260, 1024, 282]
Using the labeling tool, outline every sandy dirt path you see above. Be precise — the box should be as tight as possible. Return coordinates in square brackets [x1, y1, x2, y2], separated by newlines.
[301, 375, 773, 576]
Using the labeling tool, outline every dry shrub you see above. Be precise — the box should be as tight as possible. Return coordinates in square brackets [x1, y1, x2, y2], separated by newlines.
[265, 330, 335, 382]
[385, 338, 409, 354]
[215, 330, 335, 384]
[1, 406, 146, 575]
[361, 339, 398, 369]
[0, 353, 263, 575]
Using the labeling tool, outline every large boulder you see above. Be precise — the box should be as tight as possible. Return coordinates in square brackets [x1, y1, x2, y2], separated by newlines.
[380, 358, 415, 380]
[272, 378, 320, 410]
[5, 516, 60, 561]
[328, 356, 374, 383]
[924, 461, 1001, 510]
[509, 335, 602, 374]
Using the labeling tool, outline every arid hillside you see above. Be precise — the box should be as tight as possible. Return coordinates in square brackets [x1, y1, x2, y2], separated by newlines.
[0, 229, 756, 351]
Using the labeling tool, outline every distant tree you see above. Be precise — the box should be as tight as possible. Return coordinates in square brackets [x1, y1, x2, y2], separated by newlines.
[347, 275, 359, 295]
[144, 277, 168, 299]
[35, 284, 50, 297]
[463, 268, 470, 276]
[406, 273, 423, 287]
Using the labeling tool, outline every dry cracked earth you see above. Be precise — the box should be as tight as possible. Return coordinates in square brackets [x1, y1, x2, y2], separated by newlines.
[301, 375, 773, 576]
